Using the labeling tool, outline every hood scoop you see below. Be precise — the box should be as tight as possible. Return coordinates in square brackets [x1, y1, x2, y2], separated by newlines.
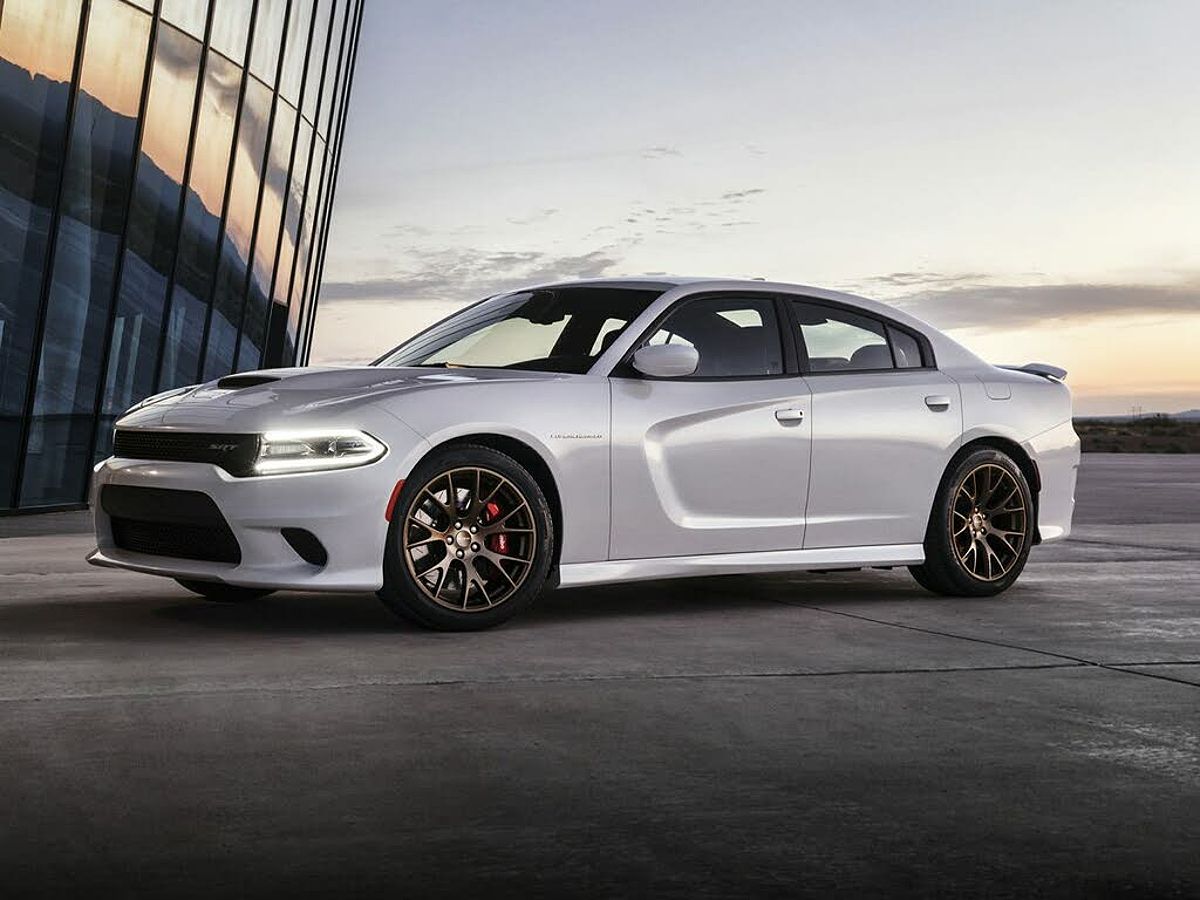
[216, 374, 282, 390]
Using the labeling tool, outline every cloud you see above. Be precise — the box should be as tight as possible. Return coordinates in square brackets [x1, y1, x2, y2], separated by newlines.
[321, 247, 622, 304]
[885, 277, 1200, 331]
[624, 187, 768, 235]
[641, 146, 682, 159]
[863, 271, 990, 288]
[719, 188, 766, 200]
[506, 208, 559, 226]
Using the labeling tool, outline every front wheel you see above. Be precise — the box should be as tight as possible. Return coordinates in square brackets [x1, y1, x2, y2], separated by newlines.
[909, 448, 1034, 597]
[379, 445, 555, 631]
[175, 579, 274, 602]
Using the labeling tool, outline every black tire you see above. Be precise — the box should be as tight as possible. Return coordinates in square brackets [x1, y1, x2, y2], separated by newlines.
[175, 579, 274, 602]
[379, 444, 555, 631]
[908, 447, 1034, 597]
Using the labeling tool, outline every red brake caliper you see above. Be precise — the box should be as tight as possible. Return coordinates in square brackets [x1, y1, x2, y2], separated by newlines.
[484, 501, 509, 555]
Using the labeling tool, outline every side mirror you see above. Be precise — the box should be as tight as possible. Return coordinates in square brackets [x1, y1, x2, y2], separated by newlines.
[632, 344, 699, 378]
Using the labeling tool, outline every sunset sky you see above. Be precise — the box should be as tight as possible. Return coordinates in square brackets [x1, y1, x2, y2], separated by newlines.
[313, 0, 1200, 415]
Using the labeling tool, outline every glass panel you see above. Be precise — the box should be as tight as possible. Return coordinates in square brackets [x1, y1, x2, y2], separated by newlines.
[202, 76, 271, 381]
[21, 0, 151, 506]
[292, 134, 326, 355]
[379, 288, 665, 374]
[0, 0, 83, 505]
[125, 0, 154, 10]
[792, 301, 892, 372]
[273, 119, 311, 364]
[887, 325, 925, 369]
[648, 296, 783, 378]
[302, 0, 332, 123]
[209, 0, 253, 65]
[279, 0, 314, 105]
[95, 24, 203, 458]
[242, 99, 294, 370]
[160, 0, 208, 38]
[249, 0, 287, 85]
[159, 49, 239, 391]
[316, 0, 348, 137]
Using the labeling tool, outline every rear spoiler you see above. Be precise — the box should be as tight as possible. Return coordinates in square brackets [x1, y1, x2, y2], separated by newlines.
[997, 363, 1068, 381]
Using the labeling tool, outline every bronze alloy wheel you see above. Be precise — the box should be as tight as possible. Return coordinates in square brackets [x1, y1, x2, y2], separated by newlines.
[401, 466, 537, 612]
[949, 462, 1028, 582]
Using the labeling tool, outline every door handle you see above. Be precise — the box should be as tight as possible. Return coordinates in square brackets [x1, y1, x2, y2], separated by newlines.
[924, 395, 951, 411]
[774, 408, 805, 424]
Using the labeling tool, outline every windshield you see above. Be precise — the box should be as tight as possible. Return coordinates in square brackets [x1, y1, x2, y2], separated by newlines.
[375, 286, 665, 374]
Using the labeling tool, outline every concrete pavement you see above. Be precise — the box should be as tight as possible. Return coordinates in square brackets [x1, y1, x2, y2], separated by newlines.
[1, 454, 1197, 897]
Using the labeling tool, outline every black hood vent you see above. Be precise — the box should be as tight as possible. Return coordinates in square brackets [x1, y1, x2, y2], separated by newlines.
[216, 374, 280, 389]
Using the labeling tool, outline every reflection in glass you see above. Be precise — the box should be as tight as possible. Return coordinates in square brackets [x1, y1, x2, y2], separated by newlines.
[249, 0, 287, 86]
[240, 99, 295, 371]
[302, 0, 334, 123]
[279, 0, 314, 105]
[0, 0, 83, 502]
[317, 0, 350, 137]
[202, 77, 272, 381]
[293, 136, 327, 357]
[21, 0, 151, 506]
[160, 0, 208, 39]
[95, 24, 203, 458]
[209, 0, 254, 65]
[274, 121, 312, 359]
[159, 49, 240, 391]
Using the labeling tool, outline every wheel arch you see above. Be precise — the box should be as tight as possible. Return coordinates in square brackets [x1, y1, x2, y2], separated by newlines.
[417, 433, 565, 578]
[946, 435, 1043, 544]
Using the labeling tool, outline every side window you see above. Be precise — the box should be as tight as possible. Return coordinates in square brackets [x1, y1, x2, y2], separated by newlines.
[791, 301, 892, 372]
[887, 325, 925, 369]
[646, 296, 783, 377]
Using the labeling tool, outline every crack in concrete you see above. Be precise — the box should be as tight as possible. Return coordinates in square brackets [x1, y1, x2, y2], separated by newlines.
[789, 603, 1200, 691]
[0, 661, 1094, 704]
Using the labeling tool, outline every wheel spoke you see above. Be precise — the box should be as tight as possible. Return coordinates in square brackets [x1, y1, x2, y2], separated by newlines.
[479, 503, 530, 535]
[992, 531, 1019, 555]
[407, 535, 443, 549]
[425, 562, 447, 593]
[988, 484, 1019, 514]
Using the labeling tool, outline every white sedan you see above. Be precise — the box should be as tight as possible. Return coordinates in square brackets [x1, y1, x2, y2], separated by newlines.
[89, 278, 1080, 630]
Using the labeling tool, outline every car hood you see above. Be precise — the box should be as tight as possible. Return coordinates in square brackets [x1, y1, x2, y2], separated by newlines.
[116, 366, 570, 432]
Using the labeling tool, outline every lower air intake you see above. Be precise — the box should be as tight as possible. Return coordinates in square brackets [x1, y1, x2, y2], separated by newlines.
[102, 485, 241, 564]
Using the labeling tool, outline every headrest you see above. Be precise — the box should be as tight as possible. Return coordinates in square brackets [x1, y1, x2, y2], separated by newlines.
[849, 344, 892, 369]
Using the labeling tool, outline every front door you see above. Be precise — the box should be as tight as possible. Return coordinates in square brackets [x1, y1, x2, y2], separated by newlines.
[609, 295, 812, 559]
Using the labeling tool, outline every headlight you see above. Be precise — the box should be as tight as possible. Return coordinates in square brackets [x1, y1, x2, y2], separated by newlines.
[253, 429, 387, 475]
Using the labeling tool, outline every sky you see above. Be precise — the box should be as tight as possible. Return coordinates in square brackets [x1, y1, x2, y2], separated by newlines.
[314, 0, 1200, 415]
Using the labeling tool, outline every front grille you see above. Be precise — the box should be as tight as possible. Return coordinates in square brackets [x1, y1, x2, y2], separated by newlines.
[102, 485, 241, 564]
[112, 429, 259, 476]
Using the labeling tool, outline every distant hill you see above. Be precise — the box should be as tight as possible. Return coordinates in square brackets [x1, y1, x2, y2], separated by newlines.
[1176, 409, 1200, 420]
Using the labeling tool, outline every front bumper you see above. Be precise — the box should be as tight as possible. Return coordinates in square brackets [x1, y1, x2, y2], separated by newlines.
[89, 456, 401, 591]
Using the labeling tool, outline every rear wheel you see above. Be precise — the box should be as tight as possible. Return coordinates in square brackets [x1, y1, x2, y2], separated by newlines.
[175, 579, 273, 602]
[379, 445, 555, 630]
[909, 448, 1034, 597]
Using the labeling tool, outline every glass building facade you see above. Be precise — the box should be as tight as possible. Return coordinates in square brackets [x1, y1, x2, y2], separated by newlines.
[0, 0, 362, 512]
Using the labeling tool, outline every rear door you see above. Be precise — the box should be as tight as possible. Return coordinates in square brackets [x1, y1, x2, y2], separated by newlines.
[609, 294, 812, 559]
[789, 298, 960, 549]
